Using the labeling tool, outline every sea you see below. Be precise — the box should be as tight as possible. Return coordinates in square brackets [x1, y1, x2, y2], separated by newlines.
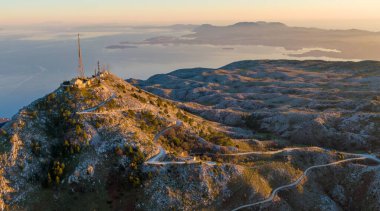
[0, 24, 349, 117]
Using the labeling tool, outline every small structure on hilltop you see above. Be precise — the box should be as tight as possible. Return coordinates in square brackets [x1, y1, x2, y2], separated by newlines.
[71, 78, 91, 89]
[69, 71, 110, 89]
[61, 34, 111, 89]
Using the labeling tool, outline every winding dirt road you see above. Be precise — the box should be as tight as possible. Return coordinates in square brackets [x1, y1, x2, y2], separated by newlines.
[77, 94, 116, 114]
[145, 120, 218, 166]
[74, 94, 380, 209]
[144, 121, 201, 165]
[231, 154, 380, 211]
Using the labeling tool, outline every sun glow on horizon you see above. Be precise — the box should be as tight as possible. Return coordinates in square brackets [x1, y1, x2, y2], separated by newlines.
[2, 0, 380, 30]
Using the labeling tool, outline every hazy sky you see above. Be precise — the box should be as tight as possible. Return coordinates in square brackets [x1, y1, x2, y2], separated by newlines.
[2, 0, 380, 30]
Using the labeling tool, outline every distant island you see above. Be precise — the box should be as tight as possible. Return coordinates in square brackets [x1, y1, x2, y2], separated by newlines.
[105, 45, 138, 50]
[123, 21, 380, 60]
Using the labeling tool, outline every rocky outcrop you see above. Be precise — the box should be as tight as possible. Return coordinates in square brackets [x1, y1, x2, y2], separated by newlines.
[140, 164, 240, 210]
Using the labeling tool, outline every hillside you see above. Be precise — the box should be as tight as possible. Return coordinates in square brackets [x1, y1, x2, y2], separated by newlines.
[130, 60, 380, 152]
[0, 72, 243, 210]
[1, 69, 379, 210]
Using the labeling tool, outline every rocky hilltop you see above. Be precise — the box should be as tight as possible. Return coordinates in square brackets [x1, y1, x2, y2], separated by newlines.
[1, 66, 379, 210]
[130, 60, 380, 152]
[0, 72, 244, 210]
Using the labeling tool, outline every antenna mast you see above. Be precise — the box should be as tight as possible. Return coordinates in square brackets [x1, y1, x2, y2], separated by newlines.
[77, 34, 85, 78]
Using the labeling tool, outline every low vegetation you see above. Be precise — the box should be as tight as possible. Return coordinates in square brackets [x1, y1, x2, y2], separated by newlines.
[114, 145, 150, 187]
[199, 127, 234, 147]
[46, 161, 66, 186]
[33, 85, 93, 187]
[159, 128, 201, 154]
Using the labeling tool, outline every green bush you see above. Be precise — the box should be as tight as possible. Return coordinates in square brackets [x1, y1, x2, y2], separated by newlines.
[107, 99, 118, 109]
[200, 129, 233, 147]
[138, 111, 164, 132]
[159, 128, 200, 153]
[114, 145, 146, 187]
[47, 161, 65, 186]
[38, 83, 92, 188]
[128, 109, 135, 117]
[131, 93, 147, 103]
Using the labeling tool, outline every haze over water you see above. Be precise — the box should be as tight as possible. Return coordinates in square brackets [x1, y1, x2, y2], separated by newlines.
[1, 25, 353, 118]
[2, 0, 380, 118]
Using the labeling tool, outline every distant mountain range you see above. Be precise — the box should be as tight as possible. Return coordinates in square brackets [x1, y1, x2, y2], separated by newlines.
[123, 21, 380, 60]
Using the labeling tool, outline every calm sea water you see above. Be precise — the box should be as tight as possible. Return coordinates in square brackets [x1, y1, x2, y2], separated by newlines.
[0, 26, 348, 117]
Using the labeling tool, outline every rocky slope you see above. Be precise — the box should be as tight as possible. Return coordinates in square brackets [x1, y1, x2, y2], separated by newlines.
[0, 67, 379, 210]
[130, 60, 380, 152]
[0, 72, 244, 210]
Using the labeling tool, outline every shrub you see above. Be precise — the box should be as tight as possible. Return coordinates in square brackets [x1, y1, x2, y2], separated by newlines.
[159, 128, 200, 153]
[29, 111, 38, 118]
[63, 140, 81, 154]
[131, 93, 147, 103]
[200, 129, 233, 147]
[243, 114, 263, 130]
[172, 137, 182, 146]
[116, 83, 126, 91]
[47, 161, 65, 186]
[107, 99, 118, 109]
[114, 145, 147, 187]
[115, 146, 123, 156]
[128, 109, 135, 117]
[156, 98, 163, 107]
[31, 140, 41, 156]
[75, 125, 83, 136]
[47, 93, 56, 102]
[0, 129, 7, 136]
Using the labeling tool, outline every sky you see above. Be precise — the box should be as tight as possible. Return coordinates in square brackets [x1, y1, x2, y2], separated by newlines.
[2, 0, 380, 30]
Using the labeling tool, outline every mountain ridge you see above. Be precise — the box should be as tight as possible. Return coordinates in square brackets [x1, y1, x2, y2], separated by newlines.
[1, 62, 380, 210]
[130, 59, 380, 152]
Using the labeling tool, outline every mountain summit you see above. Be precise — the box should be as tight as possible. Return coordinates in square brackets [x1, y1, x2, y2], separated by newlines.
[0, 71, 240, 210]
